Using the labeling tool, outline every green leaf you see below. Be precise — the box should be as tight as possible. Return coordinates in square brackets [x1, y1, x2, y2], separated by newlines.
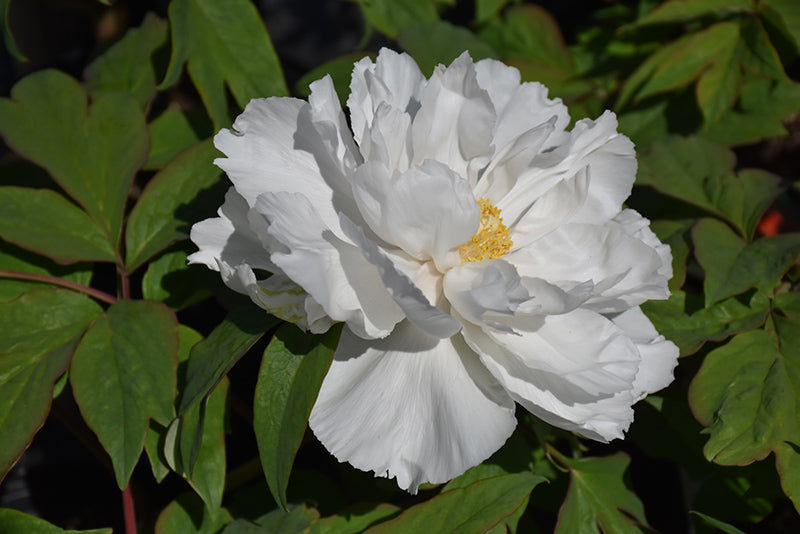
[0, 0, 24, 62]
[355, 0, 438, 38]
[618, 22, 739, 108]
[637, 136, 782, 239]
[142, 248, 215, 310]
[695, 41, 740, 123]
[0, 187, 116, 263]
[0, 508, 112, 533]
[0, 289, 102, 480]
[642, 290, 770, 355]
[125, 139, 221, 271]
[397, 21, 498, 77]
[552, 451, 648, 534]
[764, 0, 800, 51]
[223, 504, 320, 534]
[475, 0, 512, 24]
[650, 219, 693, 291]
[145, 325, 203, 483]
[179, 307, 278, 414]
[631, 0, 753, 27]
[307, 504, 401, 534]
[84, 13, 169, 107]
[155, 493, 232, 534]
[738, 16, 788, 80]
[365, 472, 544, 533]
[690, 511, 748, 534]
[693, 218, 800, 305]
[70, 300, 179, 488]
[146, 108, 211, 170]
[0, 240, 92, 302]
[703, 79, 800, 145]
[254, 323, 341, 511]
[0, 70, 148, 247]
[689, 318, 800, 511]
[162, 0, 288, 128]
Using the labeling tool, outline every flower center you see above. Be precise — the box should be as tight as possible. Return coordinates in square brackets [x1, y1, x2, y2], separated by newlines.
[459, 198, 513, 264]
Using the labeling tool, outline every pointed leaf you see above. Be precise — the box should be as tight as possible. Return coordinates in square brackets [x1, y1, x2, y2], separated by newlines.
[0, 508, 111, 533]
[0, 70, 148, 245]
[0, 187, 116, 263]
[142, 248, 216, 310]
[162, 0, 288, 127]
[0, 239, 92, 302]
[690, 511, 748, 534]
[398, 21, 497, 76]
[254, 323, 341, 511]
[764, 0, 800, 51]
[693, 218, 800, 306]
[0, 0, 24, 62]
[689, 318, 800, 512]
[179, 307, 278, 414]
[364, 472, 543, 533]
[642, 290, 769, 355]
[553, 451, 648, 534]
[222, 504, 320, 534]
[155, 493, 232, 534]
[738, 16, 788, 80]
[84, 13, 169, 107]
[307, 504, 401, 534]
[631, 0, 752, 26]
[146, 108, 211, 170]
[125, 139, 221, 271]
[0, 289, 102, 480]
[70, 300, 179, 488]
[696, 44, 740, 123]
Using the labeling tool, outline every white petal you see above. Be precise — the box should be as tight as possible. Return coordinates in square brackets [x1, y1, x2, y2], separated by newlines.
[474, 58, 522, 116]
[256, 191, 404, 339]
[188, 188, 273, 271]
[214, 97, 342, 231]
[460, 308, 643, 441]
[308, 74, 363, 176]
[309, 322, 517, 492]
[610, 307, 679, 398]
[510, 218, 671, 313]
[340, 215, 462, 339]
[348, 49, 426, 147]
[410, 52, 495, 179]
[351, 159, 479, 269]
[358, 103, 413, 173]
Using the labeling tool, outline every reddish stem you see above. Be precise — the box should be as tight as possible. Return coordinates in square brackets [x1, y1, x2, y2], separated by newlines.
[0, 270, 117, 305]
[119, 267, 131, 300]
[122, 483, 136, 534]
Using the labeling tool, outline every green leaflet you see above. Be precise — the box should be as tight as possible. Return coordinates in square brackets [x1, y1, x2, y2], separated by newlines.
[161, 0, 288, 128]
[254, 324, 341, 511]
[70, 300, 179, 488]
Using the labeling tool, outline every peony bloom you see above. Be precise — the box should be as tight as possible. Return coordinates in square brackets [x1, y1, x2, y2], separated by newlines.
[189, 49, 679, 492]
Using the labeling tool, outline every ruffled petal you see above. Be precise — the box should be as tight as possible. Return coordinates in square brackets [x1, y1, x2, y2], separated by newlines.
[510, 216, 671, 313]
[351, 159, 479, 269]
[309, 322, 517, 493]
[348, 49, 426, 147]
[460, 308, 643, 441]
[255, 191, 404, 339]
[410, 52, 496, 179]
[340, 215, 462, 339]
[610, 307, 679, 398]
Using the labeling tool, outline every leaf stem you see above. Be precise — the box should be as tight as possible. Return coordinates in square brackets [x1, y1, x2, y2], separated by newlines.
[122, 483, 137, 534]
[119, 266, 131, 300]
[0, 270, 117, 305]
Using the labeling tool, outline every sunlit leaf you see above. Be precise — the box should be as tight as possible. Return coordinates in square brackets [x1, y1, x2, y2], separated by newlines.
[0, 508, 111, 533]
[355, 0, 438, 38]
[0, 289, 102, 481]
[161, 0, 287, 127]
[254, 323, 341, 511]
[84, 13, 169, 107]
[0, 187, 116, 264]
[71, 300, 179, 488]
[552, 451, 648, 533]
[691, 511, 748, 534]
[689, 318, 800, 512]
[693, 218, 800, 305]
[0, 70, 148, 247]
[126, 139, 221, 271]
[642, 290, 770, 355]
[365, 472, 544, 533]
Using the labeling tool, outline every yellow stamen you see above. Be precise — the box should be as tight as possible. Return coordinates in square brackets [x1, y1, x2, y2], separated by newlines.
[459, 198, 513, 264]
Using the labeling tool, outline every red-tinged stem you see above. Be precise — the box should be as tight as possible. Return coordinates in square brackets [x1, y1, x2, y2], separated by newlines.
[122, 483, 136, 534]
[0, 270, 117, 305]
[119, 267, 131, 300]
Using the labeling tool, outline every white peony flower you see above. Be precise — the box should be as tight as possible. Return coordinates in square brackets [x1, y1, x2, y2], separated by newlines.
[189, 49, 679, 492]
